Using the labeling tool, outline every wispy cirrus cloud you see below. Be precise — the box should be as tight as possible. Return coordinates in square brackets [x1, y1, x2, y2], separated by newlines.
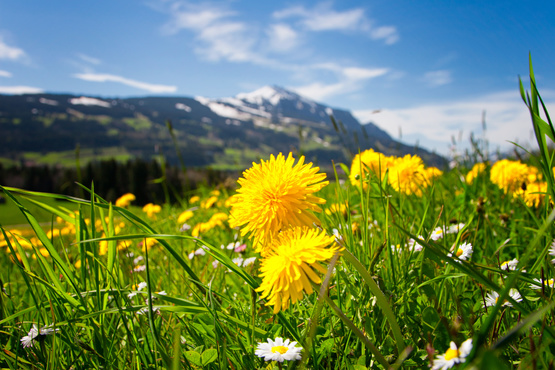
[0, 70, 12, 78]
[293, 63, 389, 101]
[156, 1, 394, 100]
[273, 2, 399, 44]
[77, 53, 102, 65]
[73, 73, 177, 93]
[423, 70, 452, 87]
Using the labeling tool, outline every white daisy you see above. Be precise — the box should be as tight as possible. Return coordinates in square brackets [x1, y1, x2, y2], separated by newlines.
[549, 240, 555, 263]
[448, 242, 473, 262]
[530, 278, 555, 290]
[483, 289, 523, 308]
[430, 227, 445, 241]
[20, 324, 39, 348]
[500, 258, 519, 271]
[20, 324, 59, 348]
[432, 339, 473, 370]
[255, 337, 302, 362]
[407, 236, 424, 252]
[447, 223, 465, 234]
[188, 247, 207, 260]
[242, 257, 257, 267]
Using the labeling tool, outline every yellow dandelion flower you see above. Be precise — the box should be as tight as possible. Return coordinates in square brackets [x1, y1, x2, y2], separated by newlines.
[115, 193, 136, 207]
[466, 162, 487, 184]
[490, 159, 531, 194]
[201, 196, 219, 209]
[229, 153, 328, 251]
[189, 195, 200, 204]
[325, 202, 348, 216]
[519, 181, 547, 207]
[349, 149, 393, 188]
[177, 210, 194, 224]
[387, 154, 427, 195]
[256, 227, 342, 313]
[142, 203, 162, 219]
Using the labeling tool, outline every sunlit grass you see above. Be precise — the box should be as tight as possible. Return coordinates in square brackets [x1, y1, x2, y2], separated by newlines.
[1, 58, 555, 369]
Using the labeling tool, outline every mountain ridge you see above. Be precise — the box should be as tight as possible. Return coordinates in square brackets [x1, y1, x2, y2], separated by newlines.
[0, 86, 445, 170]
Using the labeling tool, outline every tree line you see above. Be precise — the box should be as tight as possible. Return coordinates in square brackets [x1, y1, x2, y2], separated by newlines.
[0, 159, 236, 206]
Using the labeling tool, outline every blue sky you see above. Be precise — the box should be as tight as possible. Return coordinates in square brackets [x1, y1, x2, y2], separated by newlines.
[1, 1, 554, 156]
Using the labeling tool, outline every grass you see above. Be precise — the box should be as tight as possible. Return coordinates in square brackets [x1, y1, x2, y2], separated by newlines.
[0, 58, 554, 369]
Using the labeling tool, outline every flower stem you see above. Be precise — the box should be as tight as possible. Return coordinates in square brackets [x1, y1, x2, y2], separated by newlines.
[342, 248, 406, 355]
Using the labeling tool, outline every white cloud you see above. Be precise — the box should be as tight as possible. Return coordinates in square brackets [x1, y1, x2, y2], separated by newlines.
[0, 85, 43, 94]
[266, 23, 299, 53]
[0, 38, 25, 60]
[73, 73, 177, 93]
[77, 53, 102, 65]
[0, 70, 12, 77]
[293, 63, 388, 101]
[353, 90, 555, 155]
[370, 26, 399, 45]
[424, 70, 452, 87]
[161, 2, 260, 63]
[273, 3, 399, 44]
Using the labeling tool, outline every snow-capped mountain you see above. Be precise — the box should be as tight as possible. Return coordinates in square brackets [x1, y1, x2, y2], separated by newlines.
[194, 85, 390, 140]
[0, 86, 445, 169]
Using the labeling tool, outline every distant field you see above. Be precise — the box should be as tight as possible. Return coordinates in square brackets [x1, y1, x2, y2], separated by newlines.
[13, 146, 133, 167]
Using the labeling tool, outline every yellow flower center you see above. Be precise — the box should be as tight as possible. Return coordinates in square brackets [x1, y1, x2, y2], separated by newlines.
[444, 348, 460, 361]
[456, 248, 463, 257]
[271, 345, 288, 354]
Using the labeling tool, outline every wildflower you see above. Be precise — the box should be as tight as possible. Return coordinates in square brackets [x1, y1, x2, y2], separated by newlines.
[177, 210, 194, 224]
[234, 243, 247, 253]
[212, 260, 220, 269]
[243, 256, 257, 267]
[432, 339, 473, 370]
[256, 227, 341, 313]
[407, 236, 424, 252]
[430, 227, 445, 241]
[229, 153, 328, 253]
[201, 196, 219, 209]
[142, 203, 161, 219]
[500, 258, 519, 271]
[465, 162, 487, 184]
[128, 281, 148, 299]
[448, 242, 473, 262]
[115, 193, 136, 207]
[490, 159, 536, 194]
[530, 278, 555, 290]
[387, 154, 427, 195]
[188, 247, 207, 260]
[520, 181, 548, 207]
[180, 223, 191, 232]
[483, 289, 522, 308]
[133, 265, 146, 272]
[349, 149, 393, 188]
[447, 223, 465, 234]
[189, 195, 200, 204]
[255, 337, 302, 362]
[21, 324, 59, 348]
[549, 240, 555, 264]
[391, 244, 402, 254]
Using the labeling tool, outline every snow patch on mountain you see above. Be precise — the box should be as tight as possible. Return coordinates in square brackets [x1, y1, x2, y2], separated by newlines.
[175, 103, 192, 112]
[70, 96, 111, 108]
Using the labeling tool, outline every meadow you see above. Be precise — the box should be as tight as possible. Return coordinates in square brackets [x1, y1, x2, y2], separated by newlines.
[0, 60, 554, 369]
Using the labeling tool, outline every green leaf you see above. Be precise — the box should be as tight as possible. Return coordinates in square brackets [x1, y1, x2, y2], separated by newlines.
[421, 306, 440, 331]
[201, 348, 218, 366]
[184, 351, 202, 367]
